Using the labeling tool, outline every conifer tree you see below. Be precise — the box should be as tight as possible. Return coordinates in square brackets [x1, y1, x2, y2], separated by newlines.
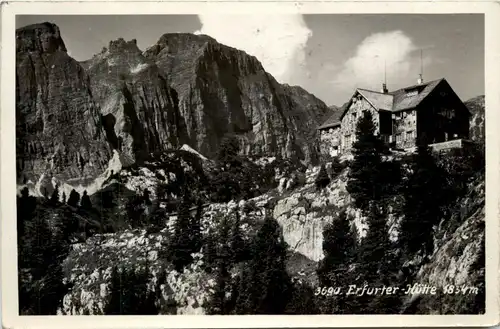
[50, 185, 60, 205]
[316, 210, 356, 313]
[240, 168, 255, 200]
[62, 192, 67, 204]
[104, 266, 158, 315]
[155, 270, 177, 314]
[235, 215, 292, 314]
[17, 187, 36, 252]
[355, 204, 399, 314]
[205, 259, 231, 314]
[168, 194, 194, 272]
[401, 140, 445, 256]
[190, 200, 203, 253]
[19, 214, 70, 315]
[346, 110, 388, 215]
[101, 190, 115, 209]
[284, 282, 320, 314]
[134, 267, 158, 315]
[226, 272, 241, 314]
[317, 211, 355, 286]
[80, 190, 92, 210]
[105, 266, 123, 315]
[143, 189, 152, 206]
[217, 135, 241, 167]
[330, 157, 345, 178]
[202, 233, 217, 273]
[359, 204, 390, 281]
[217, 214, 232, 265]
[315, 164, 331, 190]
[205, 214, 234, 314]
[67, 189, 80, 207]
[229, 210, 246, 263]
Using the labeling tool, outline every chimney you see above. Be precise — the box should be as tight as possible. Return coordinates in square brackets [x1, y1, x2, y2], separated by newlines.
[417, 74, 423, 85]
[381, 83, 388, 94]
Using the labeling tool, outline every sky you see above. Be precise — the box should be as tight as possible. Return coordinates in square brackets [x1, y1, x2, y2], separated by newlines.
[16, 14, 484, 106]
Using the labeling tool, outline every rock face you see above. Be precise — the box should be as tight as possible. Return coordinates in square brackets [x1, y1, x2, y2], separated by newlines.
[144, 33, 330, 163]
[16, 24, 331, 193]
[465, 95, 485, 142]
[16, 23, 112, 190]
[82, 38, 189, 164]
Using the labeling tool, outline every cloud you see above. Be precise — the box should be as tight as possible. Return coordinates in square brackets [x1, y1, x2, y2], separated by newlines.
[332, 30, 432, 93]
[195, 15, 312, 84]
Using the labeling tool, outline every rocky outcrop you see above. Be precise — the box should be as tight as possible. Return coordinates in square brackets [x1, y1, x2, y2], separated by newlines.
[144, 33, 330, 163]
[16, 23, 113, 191]
[465, 95, 485, 142]
[61, 229, 214, 315]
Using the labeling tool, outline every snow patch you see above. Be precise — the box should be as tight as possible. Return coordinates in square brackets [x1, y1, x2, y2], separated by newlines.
[130, 63, 149, 74]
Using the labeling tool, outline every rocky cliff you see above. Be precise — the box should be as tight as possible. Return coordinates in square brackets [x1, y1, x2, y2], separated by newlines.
[465, 95, 485, 142]
[81, 38, 189, 164]
[16, 23, 113, 192]
[16, 24, 332, 194]
[143, 33, 331, 163]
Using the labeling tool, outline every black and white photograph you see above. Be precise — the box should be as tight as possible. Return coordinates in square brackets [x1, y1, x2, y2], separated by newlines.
[1, 1, 499, 328]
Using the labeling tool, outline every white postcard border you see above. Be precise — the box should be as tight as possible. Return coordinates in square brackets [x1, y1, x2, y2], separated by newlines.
[1, 1, 499, 328]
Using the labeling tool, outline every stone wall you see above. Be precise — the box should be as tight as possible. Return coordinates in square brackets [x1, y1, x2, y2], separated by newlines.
[392, 109, 417, 149]
[319, 126, 341, 157]
[429, 139, 466, 152]
[339, 95, 379, 153]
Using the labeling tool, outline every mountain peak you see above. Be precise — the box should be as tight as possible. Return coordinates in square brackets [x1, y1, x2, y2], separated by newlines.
[16, 22, 67, 53]
[108, 37, 141, 54]
[143, 32, 216, 59]
[158, 32, 216, 44]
